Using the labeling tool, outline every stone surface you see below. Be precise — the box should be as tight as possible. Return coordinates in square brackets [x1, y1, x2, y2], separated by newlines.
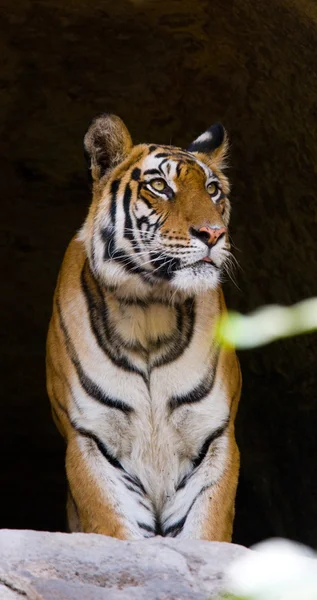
[0, 530, 249, 599]
[1, 0, 317, 548]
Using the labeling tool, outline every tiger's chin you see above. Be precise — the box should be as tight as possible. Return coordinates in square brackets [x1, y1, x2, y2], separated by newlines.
[170, 262, 222, 294]
[92, 250, 223, 298]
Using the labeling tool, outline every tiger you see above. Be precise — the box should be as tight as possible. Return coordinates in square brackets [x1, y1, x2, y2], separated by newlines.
[46, 113, 241, 541]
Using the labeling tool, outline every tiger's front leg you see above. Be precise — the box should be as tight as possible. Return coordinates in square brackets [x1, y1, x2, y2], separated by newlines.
[65, 433, 157, 539]
[161, 426, 240, 541]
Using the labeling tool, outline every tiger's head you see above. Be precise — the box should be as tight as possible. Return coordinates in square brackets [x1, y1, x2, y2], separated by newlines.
[80, 114, 233, 297]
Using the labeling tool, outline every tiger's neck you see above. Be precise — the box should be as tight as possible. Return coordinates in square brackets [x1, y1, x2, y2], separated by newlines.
[83, 259, 222, 356]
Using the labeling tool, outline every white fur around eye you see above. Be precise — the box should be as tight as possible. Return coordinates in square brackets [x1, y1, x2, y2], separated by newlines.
[145, 182, 169, 199]
[212, 190, 222, 203]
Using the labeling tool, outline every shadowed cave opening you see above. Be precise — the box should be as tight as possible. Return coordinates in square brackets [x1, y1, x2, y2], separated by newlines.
[1, 0, 317, 548]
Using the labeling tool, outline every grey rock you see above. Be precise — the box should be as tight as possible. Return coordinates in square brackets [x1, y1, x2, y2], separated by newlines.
[0, 529, 250, 599]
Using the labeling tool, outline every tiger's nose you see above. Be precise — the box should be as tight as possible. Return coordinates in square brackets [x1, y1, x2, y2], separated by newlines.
[191, 226, 227, 247]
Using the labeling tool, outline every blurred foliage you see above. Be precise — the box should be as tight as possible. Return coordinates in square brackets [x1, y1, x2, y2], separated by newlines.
[216, 298, 317, 349]
[219, 538, 317, 600]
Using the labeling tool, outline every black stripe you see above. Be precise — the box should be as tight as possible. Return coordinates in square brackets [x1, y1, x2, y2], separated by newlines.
[72, 422, 150, 497]
[90, 235, 97, 274]
[154, 514, 164, 536]
[144, 168, 161, 175]
[81, 261, 112, 341]
[149, 328, 180, 351]
[176, 161, 183, 178]
[135, 215, 150, 230]
[110, 295, 168, 308]
[153, 152, 169, 158]
[164, 515, 187, 537]
[112, 296, 149, 308]
[142, 186, 164, 201]
[156, 152, 196, 161]
[153, 215, 165, 233]
[169, 349, 220, 411]
[176, 418, 229, 491]
[138, 191, 154, 209]
[149, 252, 180, 280]
[192, 419, 229, 470]
[131, 167, 141, 181]
[73, 423, 124, 470]
[122, 473, 147, 495]
[125, 484, 144, 497]
[175, 475, 187, 492]
[110, 248, 152, 279]
[57, 297, 133, 414]
[101, 199, 156, 283]
[163, 483, 211, 537]
[147, 144, 196, 158]
[176, 304, 183, 332]
[81, 262, 146, 377]
[110, 180, 120, 226]
[154, 151, 194, 159]
[100, 227, 115, 260]
[179, 158, 196, 166]
[123, 183, 134, 242]
[137, 522, 156, 534]
[152, 298, 195, 368]
[75, 365, 132, 413]
[158, 158, 170, 173]
[153, 145, 191, 154]
[139, 501, 151, 512]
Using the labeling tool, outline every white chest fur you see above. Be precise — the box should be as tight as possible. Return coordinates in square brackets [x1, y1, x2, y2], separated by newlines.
[69, 287, 229, 508]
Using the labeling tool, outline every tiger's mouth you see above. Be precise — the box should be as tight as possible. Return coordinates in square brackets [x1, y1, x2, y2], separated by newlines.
[161, 255, 221, 274]
[176, 249, 221, 269]
[116, 246, 223, 282]
[143, 253, 221, 274]
[187, 257, 220, 270]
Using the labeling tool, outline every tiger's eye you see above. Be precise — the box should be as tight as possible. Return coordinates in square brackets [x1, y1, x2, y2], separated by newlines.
[151, 178, 166, 192]
[207, 182, 218, 195]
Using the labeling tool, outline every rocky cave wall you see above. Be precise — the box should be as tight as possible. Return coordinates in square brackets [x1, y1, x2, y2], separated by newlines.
[1, 0, 317, 547]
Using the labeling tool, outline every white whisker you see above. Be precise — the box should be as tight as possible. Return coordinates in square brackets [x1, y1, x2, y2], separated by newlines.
[222, 252, 241, 291]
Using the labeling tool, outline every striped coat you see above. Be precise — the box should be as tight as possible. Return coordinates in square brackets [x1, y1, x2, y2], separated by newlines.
[46, 114, 241, 540]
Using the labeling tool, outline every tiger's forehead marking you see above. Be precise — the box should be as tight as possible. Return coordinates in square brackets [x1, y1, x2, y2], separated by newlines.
[140, 148, 213, 185]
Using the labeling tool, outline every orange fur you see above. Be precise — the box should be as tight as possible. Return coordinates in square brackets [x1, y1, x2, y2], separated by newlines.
[46, 115, 241, 540]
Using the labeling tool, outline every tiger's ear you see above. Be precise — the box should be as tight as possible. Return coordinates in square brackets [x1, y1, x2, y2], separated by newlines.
[84, 114, 133, 181]
[187, 123, 228, 169]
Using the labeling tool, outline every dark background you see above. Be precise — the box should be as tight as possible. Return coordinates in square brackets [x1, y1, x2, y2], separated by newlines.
[1, 0, 317, 548]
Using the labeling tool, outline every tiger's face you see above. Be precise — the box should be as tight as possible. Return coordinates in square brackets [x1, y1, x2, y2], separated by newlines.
[81, 114, 233, 296]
